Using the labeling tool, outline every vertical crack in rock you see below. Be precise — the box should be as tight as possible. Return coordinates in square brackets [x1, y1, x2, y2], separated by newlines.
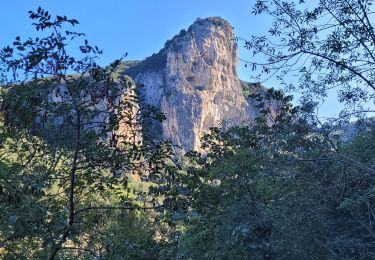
[3, 17, 279, 154]
[125, 17, 273, 153]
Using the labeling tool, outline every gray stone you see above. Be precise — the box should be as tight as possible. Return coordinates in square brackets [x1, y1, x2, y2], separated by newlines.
[125, 17, 276, 153]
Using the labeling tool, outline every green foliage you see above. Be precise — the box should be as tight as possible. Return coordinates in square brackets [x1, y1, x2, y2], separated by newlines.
[125, 51, 167, 77]
[174, 100, 375, 259]
[247, 0, 375, 119]
[241, 81, 267, 99]
[1, 3, 375, 260]
[0, 7, 177, 259]
[192, 17, 231, 28]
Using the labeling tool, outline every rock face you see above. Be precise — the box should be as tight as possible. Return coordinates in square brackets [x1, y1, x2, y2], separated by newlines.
[125, 17, 265, 152]
[4, 17, 277, 153]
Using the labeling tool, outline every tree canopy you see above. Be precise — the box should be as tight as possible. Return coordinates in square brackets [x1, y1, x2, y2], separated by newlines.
[244, 0, 375, 120]
[1, 3, 375, 259]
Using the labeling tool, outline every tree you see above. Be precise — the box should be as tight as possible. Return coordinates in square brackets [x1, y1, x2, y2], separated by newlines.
[244, 0, 375, 120]
[0, 7, 175, 259]
[178, 91, 375, 258]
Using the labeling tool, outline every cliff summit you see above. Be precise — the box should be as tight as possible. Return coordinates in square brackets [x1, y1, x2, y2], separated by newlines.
[124, 17, 273, 152]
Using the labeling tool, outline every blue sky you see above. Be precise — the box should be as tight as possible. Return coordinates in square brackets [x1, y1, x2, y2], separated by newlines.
[0, 0, 349, 118]
[1, 1, 265, 80]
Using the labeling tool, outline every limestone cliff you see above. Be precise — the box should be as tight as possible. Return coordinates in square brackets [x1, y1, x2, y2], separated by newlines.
[4, 17, 277, 153]
[124, 17, 269, 152]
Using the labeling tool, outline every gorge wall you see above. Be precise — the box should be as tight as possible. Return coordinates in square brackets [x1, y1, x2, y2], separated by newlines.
[124, 17, 271, 152]
[5, 17, 277, 154]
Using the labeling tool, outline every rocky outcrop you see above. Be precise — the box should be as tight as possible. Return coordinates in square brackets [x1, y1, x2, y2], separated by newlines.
[5, 17, 277, 153]
[124, 17, 272, 152]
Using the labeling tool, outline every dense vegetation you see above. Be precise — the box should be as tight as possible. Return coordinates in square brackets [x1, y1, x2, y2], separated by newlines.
[1, 1, 375, 259]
